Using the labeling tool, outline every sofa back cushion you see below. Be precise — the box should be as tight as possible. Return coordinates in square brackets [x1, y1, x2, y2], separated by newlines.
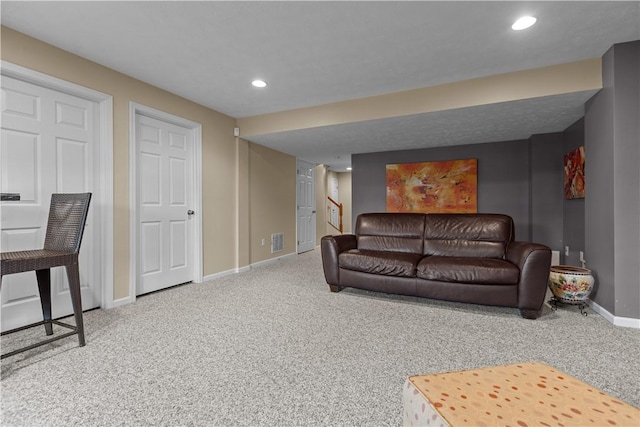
[423, 214, 513, 258]
[356, 213, 425, 254]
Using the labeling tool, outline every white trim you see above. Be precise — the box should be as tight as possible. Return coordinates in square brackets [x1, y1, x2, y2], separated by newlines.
[129, 103, 203, 301]
[1, 61, 115, 309]
[194, 125, 203, 282]
[250, 252, 297, 269]
[588, 299, 640, 329]
[235, 136, 241, 273]
[201, 253, 297, 282]
[110, 296, 133, 309]
[128, 108, 137, 303]
[236, 266, 252, 274]
[202, 266, 251, 282]
[296, 160, 300, 254]
[98, 97, 115, 308]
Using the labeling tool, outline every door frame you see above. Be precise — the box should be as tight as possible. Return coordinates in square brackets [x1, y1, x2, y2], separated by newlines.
[129, 102, 203, 303]
[1, 60, 114, 308]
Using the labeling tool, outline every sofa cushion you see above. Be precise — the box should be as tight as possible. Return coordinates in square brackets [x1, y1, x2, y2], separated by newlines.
[339, 249, 422, 277]
[417, 256, 519, 285]
[424, 214, 513, 259]
[356, 213, 425, 254]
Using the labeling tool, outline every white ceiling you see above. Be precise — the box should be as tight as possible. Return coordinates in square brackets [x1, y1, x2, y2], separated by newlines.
[2, 1, 639, 170]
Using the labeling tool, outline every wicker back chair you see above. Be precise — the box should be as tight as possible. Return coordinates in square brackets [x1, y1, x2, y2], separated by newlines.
[1, 193, 92, 359]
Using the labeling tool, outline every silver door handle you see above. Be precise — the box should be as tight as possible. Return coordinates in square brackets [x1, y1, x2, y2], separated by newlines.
[187, 210, 195, 216]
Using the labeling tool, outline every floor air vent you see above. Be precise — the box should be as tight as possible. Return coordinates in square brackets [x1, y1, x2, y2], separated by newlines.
[271, 233, 284, 253]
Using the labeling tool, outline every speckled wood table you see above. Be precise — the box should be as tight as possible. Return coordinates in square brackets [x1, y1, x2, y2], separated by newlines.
[403, 362, 639, 427]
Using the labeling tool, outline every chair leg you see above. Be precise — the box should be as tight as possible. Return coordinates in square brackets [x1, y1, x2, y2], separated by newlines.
[35, 269, 54, 336]
[65, 263, 85, 347]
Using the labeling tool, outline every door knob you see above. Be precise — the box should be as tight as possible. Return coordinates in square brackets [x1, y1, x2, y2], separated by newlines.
[187, 210, 195, 216]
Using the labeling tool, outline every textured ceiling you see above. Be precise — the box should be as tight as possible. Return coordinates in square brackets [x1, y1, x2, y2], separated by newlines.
[2, 1, 639, 170]
[250, 90, 599, 168]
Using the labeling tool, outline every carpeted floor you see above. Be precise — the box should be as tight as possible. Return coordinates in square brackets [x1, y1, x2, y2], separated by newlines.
[1, 249, 639, 426]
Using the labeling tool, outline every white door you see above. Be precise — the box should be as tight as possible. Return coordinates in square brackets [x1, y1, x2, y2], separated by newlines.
[1, 75, 100, 332]
[330, 175, 339, 201]
[136, 114, 195, 295]
[297, 160, 315, 253]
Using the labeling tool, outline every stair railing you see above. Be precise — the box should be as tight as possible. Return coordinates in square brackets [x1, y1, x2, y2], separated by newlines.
[327, 196, 343, 233]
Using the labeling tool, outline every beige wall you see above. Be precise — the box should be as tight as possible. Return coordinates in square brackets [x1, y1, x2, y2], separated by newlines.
[325, 171, 339, 236]
[315, 165, 328, 245]
[325, 171, 353, 236]
[337, 172, 352, 233]
[236, 138, 251, 269]
[314, 167, 352, 238]
[1, 26, 241, 300]
[248, 143, 296, 263]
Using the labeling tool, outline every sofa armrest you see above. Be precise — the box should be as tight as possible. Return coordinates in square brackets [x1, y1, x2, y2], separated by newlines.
[506, 241, 552, 317]
[321, 234, 357, 285]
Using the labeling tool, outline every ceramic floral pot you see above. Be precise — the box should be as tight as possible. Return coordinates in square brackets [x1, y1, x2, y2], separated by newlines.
[548, 265, 594, 304]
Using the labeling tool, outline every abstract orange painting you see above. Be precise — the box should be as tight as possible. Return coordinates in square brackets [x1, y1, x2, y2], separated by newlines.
[386, 159, 477, 213]
[564, 146, 585, 199]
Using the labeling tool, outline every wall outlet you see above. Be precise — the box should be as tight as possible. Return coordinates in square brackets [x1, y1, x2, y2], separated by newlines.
[565, 246, 570, 256]
[261, 238, 265, 247]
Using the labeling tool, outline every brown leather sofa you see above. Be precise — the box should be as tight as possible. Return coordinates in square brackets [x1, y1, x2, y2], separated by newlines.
[321, 213, 551, 319]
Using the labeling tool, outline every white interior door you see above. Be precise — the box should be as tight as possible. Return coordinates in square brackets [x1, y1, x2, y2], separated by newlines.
[297, 160, 315, 253]
[330, 175, 339, 201]
[1, 75, 100, 332]
[136, 113, 195, 295]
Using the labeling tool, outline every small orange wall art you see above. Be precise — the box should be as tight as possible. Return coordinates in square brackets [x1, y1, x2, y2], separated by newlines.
[386, 159, 478, 213]
[564, 146, 585, 199]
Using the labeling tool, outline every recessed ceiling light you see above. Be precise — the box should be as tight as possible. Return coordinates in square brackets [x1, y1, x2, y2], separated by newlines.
[512, 16, 537, 30]
[347, 167, 352, 171]
[252, 79, 267, 88]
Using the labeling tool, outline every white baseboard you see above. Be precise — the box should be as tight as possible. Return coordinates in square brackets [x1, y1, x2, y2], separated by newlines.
[203, 266, 249, 282]
[248, 252, 296, 269]
[588, 300, 640, 329]
[201, 252, 296, 282]
[110, 253, 297, 308]
[110, 296, 134, 308]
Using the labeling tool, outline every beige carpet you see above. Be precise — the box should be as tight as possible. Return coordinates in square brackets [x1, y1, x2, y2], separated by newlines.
[2, 249, 639, 426]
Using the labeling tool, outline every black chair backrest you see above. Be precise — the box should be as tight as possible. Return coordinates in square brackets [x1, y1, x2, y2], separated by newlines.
[43, 193, 92, 253]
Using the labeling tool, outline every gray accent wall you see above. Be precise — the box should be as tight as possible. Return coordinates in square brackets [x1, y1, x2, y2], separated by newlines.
[352, 139, 532, 242]
[562, 119, 586, 267]
[585, 41, 640, 319]
[530, 133, 564, 252]
[612, 41, 640, 320]
[351, 40, 639, 322]
[585, 46, 616, 313]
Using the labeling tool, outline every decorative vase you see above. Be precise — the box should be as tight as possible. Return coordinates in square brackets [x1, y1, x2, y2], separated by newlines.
[548, 265, 595, 304]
